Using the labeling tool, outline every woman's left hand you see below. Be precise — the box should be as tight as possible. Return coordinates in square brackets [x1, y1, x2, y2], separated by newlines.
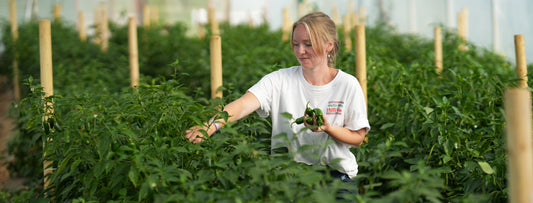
[304, 114, 330, 132]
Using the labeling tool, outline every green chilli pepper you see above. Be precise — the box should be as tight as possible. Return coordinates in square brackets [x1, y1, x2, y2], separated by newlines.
[305, 116, 314, 124]
[313, 108, 324, 126]
[313, 108, 323, 117]
[293, 102, 324, 128]
[305, 107, 313, 117]
[295, 116, 305, 124]
[305, 102, 314, 117]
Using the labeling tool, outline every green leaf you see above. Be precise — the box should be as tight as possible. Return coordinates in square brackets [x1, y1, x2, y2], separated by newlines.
[281, 112, 293, 120]
[129, 167, 139, 187]
[423, 106, 434, 115]
[380, 123, 394, 130]
[477, 161, 494, 175]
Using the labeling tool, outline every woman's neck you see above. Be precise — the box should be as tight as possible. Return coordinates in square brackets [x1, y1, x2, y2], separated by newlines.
[302, 66, 338, 86]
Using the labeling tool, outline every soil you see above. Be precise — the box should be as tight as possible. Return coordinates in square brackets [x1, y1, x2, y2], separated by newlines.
[0, 75, 26, 191]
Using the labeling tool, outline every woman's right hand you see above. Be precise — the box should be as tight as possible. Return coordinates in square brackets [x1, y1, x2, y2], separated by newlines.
[183, 91, 260, 144]
[184, 124, 210, 143]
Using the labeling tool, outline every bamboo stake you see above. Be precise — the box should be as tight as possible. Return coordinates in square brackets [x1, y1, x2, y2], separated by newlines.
[197, 24, 206, 39]
[248, 11, 254, 28]
[492, 0, 500, 52]
[359, 5, 366, 25]
[343, 14, 352, 51]
[207, 5, 213, 26]
[129, 17, 139, 88]
[101, 3, 109, 52]
[282, 7, 291, 42]
[504, 88, 533, 203]
[347, 1, 354, 19]
[355, 24, 368, 144]
[514, 35, 528, 88]
[53, 3, 61, 22]
[209, 7, 220, 35]
[298, 2, 305, 18]
[143, 4, 150, 28]
[94, 7, 101, 45]
[9, 0, 18, 47]
[10, 0, 20, 102]
[347, 1, 357, 28]
[458, 8, 468, 51]
[39, 19, 54, 195]
[355, 25, 367, 107]
[210, 35, 223, 98]
[151, 6, 159, 26]
[351, 11, 359, 27]
[332, 3, 340, 25]
[78, 11, 86, 42]
[225, 0, 231, 23]
[409, 0, 417, 34]
[434, 26, 443, 73]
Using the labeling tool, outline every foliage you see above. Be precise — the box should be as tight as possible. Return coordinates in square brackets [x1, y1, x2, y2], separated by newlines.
[0, 16, 529, 202]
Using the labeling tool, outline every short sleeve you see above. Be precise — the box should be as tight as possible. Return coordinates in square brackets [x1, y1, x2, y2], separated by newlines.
[344, 78, 371, 133]
[248, 72, 278, 118]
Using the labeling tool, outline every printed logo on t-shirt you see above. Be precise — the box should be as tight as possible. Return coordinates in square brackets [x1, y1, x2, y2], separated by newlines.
[326, 101, 344, 115]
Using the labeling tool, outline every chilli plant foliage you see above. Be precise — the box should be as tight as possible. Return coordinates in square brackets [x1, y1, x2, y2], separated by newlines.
[0, 16, 530, 202]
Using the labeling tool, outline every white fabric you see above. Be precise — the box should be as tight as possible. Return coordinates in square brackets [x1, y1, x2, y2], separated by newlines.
[248, 66, 370, 178]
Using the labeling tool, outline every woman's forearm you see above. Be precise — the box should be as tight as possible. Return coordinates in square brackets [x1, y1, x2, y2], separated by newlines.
[324, 126, 366, 146]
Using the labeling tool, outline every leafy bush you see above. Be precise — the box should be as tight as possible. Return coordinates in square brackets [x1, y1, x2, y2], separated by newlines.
[0, 17, 528, 202]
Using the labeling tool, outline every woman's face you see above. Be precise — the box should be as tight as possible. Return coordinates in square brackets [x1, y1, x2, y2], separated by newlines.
[292, 24, 329, 69]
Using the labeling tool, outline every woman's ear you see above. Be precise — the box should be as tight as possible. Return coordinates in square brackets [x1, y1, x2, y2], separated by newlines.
[325, 40, 334, 53]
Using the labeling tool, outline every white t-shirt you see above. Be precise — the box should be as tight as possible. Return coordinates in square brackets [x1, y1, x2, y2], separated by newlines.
[248, 66, 370, 178]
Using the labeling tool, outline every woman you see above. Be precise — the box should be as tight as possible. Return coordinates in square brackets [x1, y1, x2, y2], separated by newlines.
[185, 12, 369, 181]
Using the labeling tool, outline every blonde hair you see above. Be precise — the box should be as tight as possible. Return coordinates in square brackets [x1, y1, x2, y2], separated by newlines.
[291, 12, 339, 68]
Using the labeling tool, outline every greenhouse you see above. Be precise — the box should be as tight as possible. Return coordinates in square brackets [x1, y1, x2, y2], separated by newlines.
[0, 0, 532, 202]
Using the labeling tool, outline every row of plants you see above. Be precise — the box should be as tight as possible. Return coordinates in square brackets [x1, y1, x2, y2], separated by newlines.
[0, 15, 531, 202]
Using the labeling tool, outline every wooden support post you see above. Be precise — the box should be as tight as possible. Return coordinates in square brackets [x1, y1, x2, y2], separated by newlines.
[458, 8, 468, 51]
[151, 6, 159, 26]
[143, 4, 150, 28]
[198, 24, 206, 39]
[282, 7, 291, 42]
[409, 0, 417, 33]
[210, 35, 223, 98]
[434, 26, 443, 74]
[9, 0, 18, 53]
[343, 14, 352, 51]
[355, 25, 368, 144]
[129, 17, 140, 88]
[355, 25, 367, 107]
[351, 11, 359, 27]
[53, 3, 61, 22]
[332, 3, 340, 25]
[94, 6, 101, 45]
[504, 88, 533, 203]
[101, 3, 109, 52]
[359, 5, 366, 25]
[492, 0, 500, 52]
[10, 0, 20, 102]
[298, 2, 305, 18]
[39, 19, 54, 195]
[347, 1, 354, 20]
[78, 11, 86, 42]
[248, 11, 254, 28]
[225, 0, 231, 23]
[514, 35, 528, 88]
[209, 7, 220, 35]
